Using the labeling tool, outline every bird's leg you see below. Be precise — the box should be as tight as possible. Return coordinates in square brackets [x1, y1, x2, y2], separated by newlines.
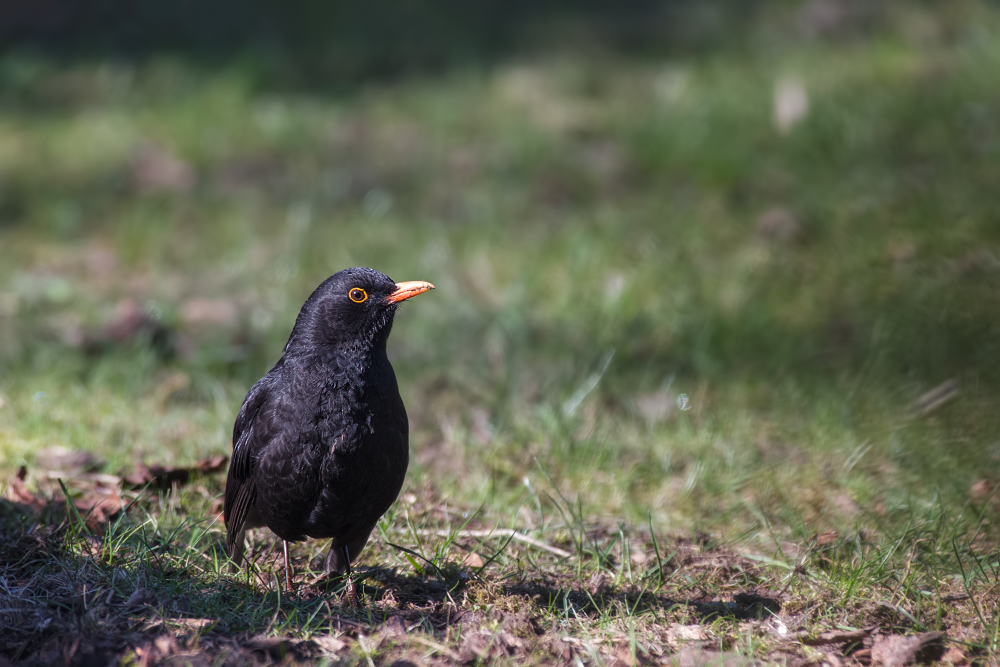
[342, 545, 359, 607]
[282, 540, 297, 593]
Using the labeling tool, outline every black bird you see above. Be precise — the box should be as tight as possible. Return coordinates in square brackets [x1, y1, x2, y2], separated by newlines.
[224, 267, 434, 602]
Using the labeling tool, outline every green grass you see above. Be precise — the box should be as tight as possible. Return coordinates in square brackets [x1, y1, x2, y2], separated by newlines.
[3, 7, 1000, 664]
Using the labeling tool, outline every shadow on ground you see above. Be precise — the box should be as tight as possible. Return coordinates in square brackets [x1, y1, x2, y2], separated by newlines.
[1, 493, 784, 666]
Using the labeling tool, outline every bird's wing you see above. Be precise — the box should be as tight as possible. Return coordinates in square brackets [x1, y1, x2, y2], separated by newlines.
[224, 371, 277, 558]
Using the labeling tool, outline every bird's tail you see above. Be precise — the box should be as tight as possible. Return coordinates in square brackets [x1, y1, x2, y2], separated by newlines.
[226, 505, 263, 573]
[228, 527, 247, 573]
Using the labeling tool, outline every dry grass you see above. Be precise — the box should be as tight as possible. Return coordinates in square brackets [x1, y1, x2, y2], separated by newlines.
[2, 464, 996, 665]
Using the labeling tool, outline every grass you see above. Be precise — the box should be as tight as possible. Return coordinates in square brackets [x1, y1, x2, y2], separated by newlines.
[3, 4, 1000, 664]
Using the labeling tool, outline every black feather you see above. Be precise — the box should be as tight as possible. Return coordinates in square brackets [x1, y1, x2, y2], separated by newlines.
[222, 267, 425, 576]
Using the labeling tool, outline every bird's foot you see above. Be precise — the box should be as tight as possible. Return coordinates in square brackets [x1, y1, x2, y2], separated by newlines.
[281, 540, 297, 594]
[344, 578, 360, 607]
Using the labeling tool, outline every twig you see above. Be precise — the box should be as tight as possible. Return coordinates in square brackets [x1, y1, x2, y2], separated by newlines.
[416, 529, 573, 559]
[912, 379, 959, 416]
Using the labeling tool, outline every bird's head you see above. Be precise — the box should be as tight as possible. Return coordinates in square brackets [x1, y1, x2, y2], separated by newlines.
[288, 267, 434, 354]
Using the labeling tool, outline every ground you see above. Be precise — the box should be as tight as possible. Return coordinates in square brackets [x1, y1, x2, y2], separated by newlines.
[1, 3, 1000, 664]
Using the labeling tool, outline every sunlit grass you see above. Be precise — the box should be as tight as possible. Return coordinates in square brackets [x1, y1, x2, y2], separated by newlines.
[2, 14, 1000, 662]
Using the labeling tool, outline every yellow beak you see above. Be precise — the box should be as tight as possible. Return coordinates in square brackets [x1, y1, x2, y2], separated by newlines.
[386, 281, 435, 304]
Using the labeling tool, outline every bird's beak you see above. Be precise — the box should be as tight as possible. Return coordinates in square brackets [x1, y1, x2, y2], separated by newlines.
[386, 280, 435, 304]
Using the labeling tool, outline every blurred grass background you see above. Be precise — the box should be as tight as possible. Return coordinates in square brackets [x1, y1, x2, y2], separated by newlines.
[1, 0, 999, 546]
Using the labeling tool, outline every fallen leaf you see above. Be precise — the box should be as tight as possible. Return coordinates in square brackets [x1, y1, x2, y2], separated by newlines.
[313, 635, 348, 654]
[668, 625, 709, 645]
[815, 531, 840, 547]
[105, 299, 162, 344]
[153, 635, 177, 660]
[81, 536, 103, 557]
[197, 455, 228, 473]
[209, 497, 225, 518]
[5, 466, 45, 513]
[124, 454, 228, 490]
[74, 491, 123, 530]
[613, 645, 655, 667]
[970, 480, 995, 503]
[380, 615, 408, 636]
[36, 446, 104, 474]
[461, 552, 484, 568]
[940, 647, 967, 665]
[823, 652, 845, 667]
[44, 471, 121, 487]
[587, 571, 608, 595]
[123, 461, 156, 488]
[871, 633, 945, 667]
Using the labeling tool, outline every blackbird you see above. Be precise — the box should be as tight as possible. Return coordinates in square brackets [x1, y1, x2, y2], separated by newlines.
[224, 267, 434, 602]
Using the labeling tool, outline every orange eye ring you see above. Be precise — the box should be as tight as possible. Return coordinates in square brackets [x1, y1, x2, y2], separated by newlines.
[348, 287, 368, 303]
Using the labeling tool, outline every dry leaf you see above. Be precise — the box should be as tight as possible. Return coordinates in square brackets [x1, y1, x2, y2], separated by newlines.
[815, 531, 840, 547]
[153, 635, 177, 660]
[105, 299, 162, 344]
[970, 480, 995, 503]
[940, 647, 967, 665]
[871, 633, 945, 667]
[461, 552, 484, 568]
[74, 491, 123, 530]
[36, 446, 104, 474]
[313, 635, 348, 654]
[197, 455, 228, 473]
[125, 454, 228, 489]
[668, 625, 709, 645]
[587, 571, 608, 595]
[5, 466, 45, 513]
[380, 615, 408, 636]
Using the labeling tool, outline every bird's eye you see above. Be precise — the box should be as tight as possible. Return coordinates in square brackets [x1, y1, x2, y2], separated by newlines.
[348, 288, 368, 303]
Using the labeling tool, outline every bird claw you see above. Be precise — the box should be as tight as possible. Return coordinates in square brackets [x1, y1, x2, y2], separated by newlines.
[345, 578, 360, 607]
